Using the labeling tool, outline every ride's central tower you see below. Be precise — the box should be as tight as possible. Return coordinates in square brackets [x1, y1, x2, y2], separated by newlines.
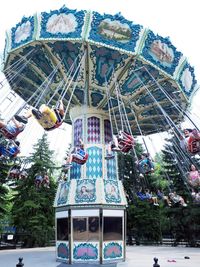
[2, 3, 197, 266]
[54, 106, 127, 264]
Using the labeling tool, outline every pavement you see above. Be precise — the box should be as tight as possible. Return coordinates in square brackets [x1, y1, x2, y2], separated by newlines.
[0, 246, 199, 267]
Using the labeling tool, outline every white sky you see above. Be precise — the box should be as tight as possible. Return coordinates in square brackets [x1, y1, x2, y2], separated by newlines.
[0, 0, 200, 158]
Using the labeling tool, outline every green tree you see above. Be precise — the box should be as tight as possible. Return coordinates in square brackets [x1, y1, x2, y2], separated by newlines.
[11, 133, 57, 247]
[0, 160, 10, 226]
[119, 140, 163, 243]
[161, 136, 200, 246]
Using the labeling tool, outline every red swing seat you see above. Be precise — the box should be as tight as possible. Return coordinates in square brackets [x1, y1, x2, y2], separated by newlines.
[188, 136, 200, 154]
[72, 153, 89, 165]
[117, 132, 134, 153]
[9, 169, 20, 179]
[0, 128, 19, 140]
[118, 141, 133, 153]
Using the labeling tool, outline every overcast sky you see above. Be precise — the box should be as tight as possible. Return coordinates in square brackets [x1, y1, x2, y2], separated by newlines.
[0, 0, 200, 157]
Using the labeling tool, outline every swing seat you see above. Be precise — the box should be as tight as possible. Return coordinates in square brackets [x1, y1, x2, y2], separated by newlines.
[118, 140, 133, 153]
[120, 144, 133, 153]
[117, 131, 134, 153]
[187, 136, 200, 154]
[9, 169, 20, 179]
[0, 141, 20, 158]
[19, 171, 28, 179]
[118, 131, 134, 143]
[138, 159, 153, 174]
[72, 153, 89, 165]
[34, 106, 57, 129]
[0, 128, 19, 140]
[137, 192, 148, 201]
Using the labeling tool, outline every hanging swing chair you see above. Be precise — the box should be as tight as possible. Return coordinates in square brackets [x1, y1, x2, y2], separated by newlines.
[187, 129, 200, 154]
[0, 124, 24, 140]
[72, 150, 89, 165]
[8, 165, 21, 179]
[19, 169, 28, 180]
[117, 131, 135, 153]
[138, 156, 154, 175]
[32, 105, 58, 129]
[0, 139, 20, 159]
[105, 78, 135, 155]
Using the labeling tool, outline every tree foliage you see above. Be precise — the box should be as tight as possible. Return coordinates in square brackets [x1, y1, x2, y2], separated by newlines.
[0, 159, 11, 224]
[11, 133, 57, 247]
[119, 140, 164, 242]
[161, 136, 200, 246]
[121, 135, 200, 246]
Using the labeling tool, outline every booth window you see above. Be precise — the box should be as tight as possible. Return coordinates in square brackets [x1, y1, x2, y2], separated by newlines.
[73, 217, 99, 241]
[57, 218, 68, 241]
[88, 217, 99, 240]
[103, 217, 123, 241]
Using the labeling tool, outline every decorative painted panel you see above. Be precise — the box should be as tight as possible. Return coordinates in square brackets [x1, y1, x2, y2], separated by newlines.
[90, 45, 129, 86]
[88, 12, 142, 53]
[120, 59, 163, 96]
[74, 88, 84, 105]
[90, 91, 104, 107]
[75, 179, 96, 203]
[103, 98, 119, 111]
[87, 116, 100, 144]
[40, 6, 85, 39]
[11, 16, 34, 49]
[140, 105, 178, 118]
[104, 120, 112, 144]
[86, 147, 102, 179]
[73, 242, 99, 261]
[20, 44, 55, 78]
[57, 241, 69, 260]
[141, 30, 182, 76]
[103, 241, 123, 260]
[104, 180, 121, 203]
[73, 118, 83, 146]
[106, 157, 117, 180]
[48, 41, 82, 81]
[178, 62, 197, 97]
[9, 52, 44, 87]
[70, 162, 81, 180]
[134, 83, 179, 109]
[56, 182, 70, 206]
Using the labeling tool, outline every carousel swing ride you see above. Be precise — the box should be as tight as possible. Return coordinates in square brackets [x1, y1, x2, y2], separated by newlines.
[0, 6, 198, 264]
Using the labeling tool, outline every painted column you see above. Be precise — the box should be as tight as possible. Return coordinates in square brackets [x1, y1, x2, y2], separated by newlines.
[54, 106, 127, 263]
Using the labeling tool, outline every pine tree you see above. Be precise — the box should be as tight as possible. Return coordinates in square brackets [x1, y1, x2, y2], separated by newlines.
[118, 140, 144, 202]
[0, 160, 11, 223]
[11, 133, 57, 247]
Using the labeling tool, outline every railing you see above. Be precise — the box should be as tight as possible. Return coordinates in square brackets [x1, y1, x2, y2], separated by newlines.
[126, 237, 200, 247]
[0, 233, 27, 249]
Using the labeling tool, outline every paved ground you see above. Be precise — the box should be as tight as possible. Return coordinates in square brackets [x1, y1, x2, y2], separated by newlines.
[0, 246, 199, 267]
[120, 246, 200, 267]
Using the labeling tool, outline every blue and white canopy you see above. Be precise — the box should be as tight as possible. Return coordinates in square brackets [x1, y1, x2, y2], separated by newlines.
[2, 6, 198, 134]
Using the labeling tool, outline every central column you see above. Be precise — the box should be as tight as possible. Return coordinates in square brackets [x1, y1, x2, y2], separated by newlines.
[54, 105, 127, 264]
